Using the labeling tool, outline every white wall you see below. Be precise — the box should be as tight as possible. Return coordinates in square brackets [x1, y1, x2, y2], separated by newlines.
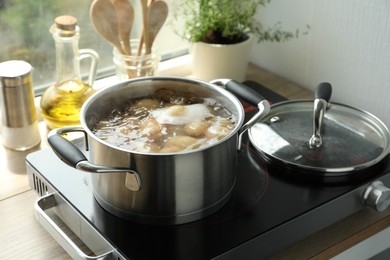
[251, 0, 390, 127]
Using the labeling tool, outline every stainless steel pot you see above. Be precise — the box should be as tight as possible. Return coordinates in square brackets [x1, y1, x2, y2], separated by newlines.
[48, 77, 269, 225]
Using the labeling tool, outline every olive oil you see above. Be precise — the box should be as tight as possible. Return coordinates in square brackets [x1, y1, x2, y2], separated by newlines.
[40, 15, 98, 129]
[40, 79, 95, 129]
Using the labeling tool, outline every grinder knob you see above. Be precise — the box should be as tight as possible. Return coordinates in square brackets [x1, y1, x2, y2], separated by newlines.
[363, 181, 390, 212]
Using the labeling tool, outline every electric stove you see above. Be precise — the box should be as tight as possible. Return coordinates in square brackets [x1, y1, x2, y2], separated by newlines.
[26, 81, 390, 259]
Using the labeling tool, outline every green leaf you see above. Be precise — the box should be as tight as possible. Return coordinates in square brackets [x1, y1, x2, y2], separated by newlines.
[170, 0, 308, 44]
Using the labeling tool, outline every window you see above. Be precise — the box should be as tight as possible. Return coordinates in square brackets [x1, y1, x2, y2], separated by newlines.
[0, 0, 186, 94]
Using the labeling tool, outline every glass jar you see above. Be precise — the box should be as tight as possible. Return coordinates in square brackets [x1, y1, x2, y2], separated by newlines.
[113, 39, 160, 80]
[40, 15, 99, 129]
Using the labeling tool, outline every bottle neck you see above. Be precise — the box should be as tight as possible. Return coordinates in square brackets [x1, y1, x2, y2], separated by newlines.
[52, 29, 82, 84]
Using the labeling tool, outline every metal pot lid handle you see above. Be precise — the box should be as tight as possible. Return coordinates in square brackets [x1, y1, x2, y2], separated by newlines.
[309, 82, 332, 149]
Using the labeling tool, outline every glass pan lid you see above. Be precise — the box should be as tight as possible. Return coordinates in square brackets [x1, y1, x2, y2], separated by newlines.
[249, 101, 390, 173]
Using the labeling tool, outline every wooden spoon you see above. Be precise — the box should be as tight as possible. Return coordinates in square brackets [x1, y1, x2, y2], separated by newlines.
[145, 0, 168, 55]
[110, 0, 134, 56]
[137, 0, 149, 55]
[90, 0, 124, 54]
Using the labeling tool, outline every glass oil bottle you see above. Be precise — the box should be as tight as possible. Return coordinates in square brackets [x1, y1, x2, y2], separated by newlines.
[40, 15, 99, 129]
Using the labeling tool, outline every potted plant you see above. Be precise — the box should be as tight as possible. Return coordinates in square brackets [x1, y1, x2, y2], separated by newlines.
[171, 0, 307, 81]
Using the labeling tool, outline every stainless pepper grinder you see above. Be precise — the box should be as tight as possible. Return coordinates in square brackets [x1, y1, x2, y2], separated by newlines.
[0, 60, 41, 150]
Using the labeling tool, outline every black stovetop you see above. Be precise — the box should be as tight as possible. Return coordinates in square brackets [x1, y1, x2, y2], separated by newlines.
[26, 81, 390, 259]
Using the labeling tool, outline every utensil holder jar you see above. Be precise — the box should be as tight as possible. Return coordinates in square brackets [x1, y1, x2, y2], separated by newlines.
[113, 40, 160, 80]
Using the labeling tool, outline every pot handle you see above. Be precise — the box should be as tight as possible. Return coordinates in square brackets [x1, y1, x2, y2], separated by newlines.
[211, 79, 271, 150]
[48, 127, 89, 168]
[48, 127, 142, 191]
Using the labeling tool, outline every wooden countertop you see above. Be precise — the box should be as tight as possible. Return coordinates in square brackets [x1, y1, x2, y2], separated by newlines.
[1, 63, 389, 259]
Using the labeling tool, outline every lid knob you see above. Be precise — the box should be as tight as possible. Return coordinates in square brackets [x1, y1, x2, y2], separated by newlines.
[314, 82, 332, 101]
[309, 82, 333, 149]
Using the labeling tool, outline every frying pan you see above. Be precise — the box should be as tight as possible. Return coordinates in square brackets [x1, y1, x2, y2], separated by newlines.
[248, 82, 390, 182]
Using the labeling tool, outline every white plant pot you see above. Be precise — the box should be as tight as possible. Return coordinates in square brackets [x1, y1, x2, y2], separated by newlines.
[190, 35, 254, 82]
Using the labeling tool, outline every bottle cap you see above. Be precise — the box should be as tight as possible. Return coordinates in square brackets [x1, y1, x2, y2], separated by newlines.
[0, 60, 32, 87]
[53, 15, 78, 37]
[55, 15, 77, 31]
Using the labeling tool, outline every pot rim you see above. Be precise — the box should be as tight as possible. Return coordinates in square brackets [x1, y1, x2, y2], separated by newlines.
[80, 76, 245, 155]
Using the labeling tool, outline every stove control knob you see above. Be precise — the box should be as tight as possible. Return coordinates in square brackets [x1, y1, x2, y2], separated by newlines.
[363, 181, 390, 212]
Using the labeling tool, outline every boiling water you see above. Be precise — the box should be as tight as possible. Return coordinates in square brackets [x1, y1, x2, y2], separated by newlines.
[92, 89, 236, 153]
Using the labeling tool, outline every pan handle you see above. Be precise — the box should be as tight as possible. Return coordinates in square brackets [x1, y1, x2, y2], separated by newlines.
[48, 127, 141, 191]
[223, 79, 267, 105]
[210, 79, 270, 150]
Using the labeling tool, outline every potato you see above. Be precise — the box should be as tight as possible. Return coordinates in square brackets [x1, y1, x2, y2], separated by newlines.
[184, 120, 208, 137]
[167, 105, 185, 116]
[205, 118, 234, 138]
[206, 125, 231, 139]
[134, 142, 160, 153]
[133, 99, 160, 110]
[159, 145, 182, 153]
[140, 118, 162, 136]
[165, 135, 198, 150]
